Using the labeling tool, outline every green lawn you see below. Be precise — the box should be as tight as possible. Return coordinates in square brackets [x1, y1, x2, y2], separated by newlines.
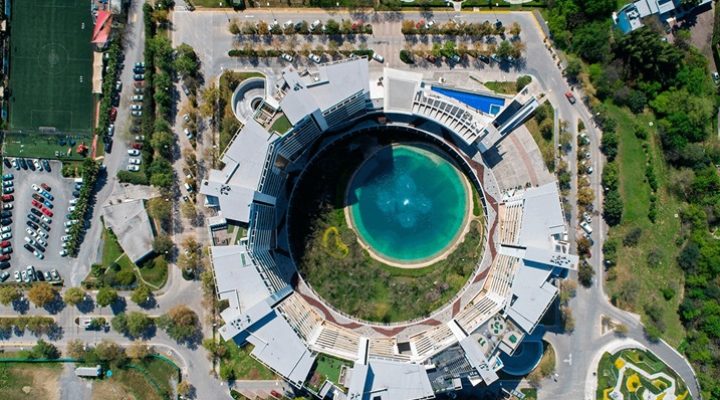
[138, 256, 169, 288]
[269, 114, 292, 135]
[0, 362, 62, 400]
[3, 132, 94, 160]
[8, 0, 93, 134]
[603, 103, 685, 346]
[484, 81, 518, 95]
[102, 229, 124, 266]
[525, 102, 555, 171]
[108, 358, 179, 400]
[221, 341, 276, 380]
[307, 354, 352, 390]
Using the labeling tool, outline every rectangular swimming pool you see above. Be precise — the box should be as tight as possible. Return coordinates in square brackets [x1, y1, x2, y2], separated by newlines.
[431, 86, 506, 115]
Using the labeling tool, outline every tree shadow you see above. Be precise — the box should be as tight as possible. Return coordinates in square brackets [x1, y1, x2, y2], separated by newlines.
[43, 297, 66, 315]
[12, 297, 29, 314]
[110, 296, 127, 314]
[77, 297, 96, 313]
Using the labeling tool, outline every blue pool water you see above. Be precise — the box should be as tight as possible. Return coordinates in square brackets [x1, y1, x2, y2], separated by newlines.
[616, 10, 632, 34]
[432, 86, 506, 115]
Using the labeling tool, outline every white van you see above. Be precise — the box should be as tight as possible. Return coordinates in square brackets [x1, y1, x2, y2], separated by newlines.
[580, 221, 593, 235]
[372, 53, 385, 63]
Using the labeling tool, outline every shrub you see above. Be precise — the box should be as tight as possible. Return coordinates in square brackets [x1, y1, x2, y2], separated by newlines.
[623, 227, 642, 247]
[578, 261, 594, 287]
[516, 75, 532, 91]
[399, 49, 414, 64]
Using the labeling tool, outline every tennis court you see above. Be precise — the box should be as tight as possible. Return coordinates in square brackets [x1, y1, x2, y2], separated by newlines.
[8, 0, 94, 133]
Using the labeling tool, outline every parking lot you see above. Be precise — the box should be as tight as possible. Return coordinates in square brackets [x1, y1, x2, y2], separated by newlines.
[1, 159, 78, 284]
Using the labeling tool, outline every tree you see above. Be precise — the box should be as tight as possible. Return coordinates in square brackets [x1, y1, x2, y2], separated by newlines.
[495, 40, 513, 59]
[181, 200, 198, 221]
[509, 22, 521, 37]
[63, 287, 86, 306]
[153, 234, 174, 255]
[31, 339, 60, 359]
[324, 19, 339, 34]
[126, 312, 154, 338]
[66, 340, 87, 359]
[565, 57, 582, 81]
[127, 342, 151, 359]
[95, 340, 126, 365]
[158, 305, 199, 342]
[229, 20, 240, 35]
[578, 261, 595, 287]
[199, 82, 220, 123]
[96, 287, 118, 307]
[147, 197, 172, 229]
[516, 75, 532, 92]
[131, 284, 152, 306]
[177, 381, 192, 397]
[28, 283, 57, 307]
[603, 189, 623, 225]
[151, 130, 174, 158]
[0, 286, 21, 305]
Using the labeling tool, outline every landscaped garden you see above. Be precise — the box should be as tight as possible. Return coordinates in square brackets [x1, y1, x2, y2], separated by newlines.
[290, 129, 485, 323]
[596, 348, 690, 400]
[306, 354, 352, 392]
[218, 341, 276, 381]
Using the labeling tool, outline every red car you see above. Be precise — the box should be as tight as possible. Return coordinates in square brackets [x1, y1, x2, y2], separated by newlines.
[565, 91, 577, 104]
[1, 195, 12, 202]
[41, 208, 53, 217]
[0, 241, 10, 248]
[0, 254, 9, 261]
[134, 81, 144, 88]
[31, 199, 42, 208]
[40, 183, 51, 191]
[109, 107, 118, 122]
[132, 142, 143, 150]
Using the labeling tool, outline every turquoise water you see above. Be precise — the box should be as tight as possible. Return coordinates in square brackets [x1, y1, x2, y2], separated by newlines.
[348, 145, 469, 264]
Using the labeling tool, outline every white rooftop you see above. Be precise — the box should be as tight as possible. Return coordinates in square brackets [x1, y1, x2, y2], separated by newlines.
[280, 58, 370, 125]
[200, 119, 277, 223]
[347, 360, 434, 400]
[506, 262, 557, 333]
[246, 310, 316, 386]
[517, 182, 566, 249]
[101, 199, 154, 264]
[383, 68, 423, 114]
[211, 245, 270, 316]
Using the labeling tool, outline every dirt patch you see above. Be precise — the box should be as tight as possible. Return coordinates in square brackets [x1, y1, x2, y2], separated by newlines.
[13, 367, 60, 400]
[92, 380, 137, 400]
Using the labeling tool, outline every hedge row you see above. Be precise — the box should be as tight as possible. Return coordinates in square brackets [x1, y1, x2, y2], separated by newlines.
[67, 159, 100, 257]
[0, 316, 57, 336]
[231, 19, 372, 36]
[228, 48, 373, 58]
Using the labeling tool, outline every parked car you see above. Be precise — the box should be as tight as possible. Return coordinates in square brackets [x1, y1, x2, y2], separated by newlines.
[0, 211, 10, 219]
[131, 110, 143, 117]
[129, 158, 141, 165]
[133, 74, 145, 81]
[40, 183, 51, 191]
[30, 208, 42, 217]
[128, 149, 140, 156]
[372, 53, 385, 63]
[2, 173, 13, 180]
[0, 240, 10, 248]
[61, 235, 71, 242]
[34, 250, 44, 260]
[109, 107, 118, 121]
[14, 271, 20, 282]
[130, 104, 142, 111]
[131, 142, 143, 150]
[42, 159, 50, 171]
[281, 53, 294, 62]
[67, 206, 76, 213]
[26, 221, 38, 230]
[565, 91, 576, 104]
[132, 95, 143, 101]
[2, 203, 11, 210]
[33, 159, 41, 170]
[2, 187, 14, 194]
[1, 232, 11, 240]
[41, 191, 54, 201]
[1, 195, 13, 202]
[59, 249, 68, 257]
[0, 219, 11, 226]
[308, 53, 322, 63]
[127, 165, 140, 172]
[42, 208, 53, 217]
[108, 124, 115, 136]
[19, 158, 27, 169]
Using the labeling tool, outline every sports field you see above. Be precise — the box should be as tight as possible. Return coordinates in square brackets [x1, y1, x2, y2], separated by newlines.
[8, 0, 93, 133]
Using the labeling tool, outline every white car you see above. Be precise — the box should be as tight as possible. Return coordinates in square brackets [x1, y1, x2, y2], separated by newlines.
[183, 113, 190, 123]
[0, 232, 11, 240]
[61, 235, 71, 242]
[131, 110, 142, 117]
[130, 104, 142, 111]
[31, 184, 41, 192]
[25, 228, 38, 238]
[127, 165, 140, 172]
[372, 53, 385, 63]
[132, 95, 143, 101]
[64, 220, 78, 227]
[36, 238, 47, 247]
[24, 237, 35, 245]
[59, 249, 67, 257]
[129, 158, 141, 165]
[62, 241, 69, 248]
[64, 227, 71, 234]
[67, 206, 76, 212]
[308, 53, 322, 63]
[34, 250, 44, 260]
[33, 159, 41, 170]
[36, 230, 49, 239]
[184, 129, 195, 140]
[108, 124, 115, 136]
[1, 226, 11, 233]
[41, 216, 51, 224]
[69, 198, 79, 205]
[3, 203, 13, 210]
[281, 53, 294, 62]
[128, 149, 140, 156]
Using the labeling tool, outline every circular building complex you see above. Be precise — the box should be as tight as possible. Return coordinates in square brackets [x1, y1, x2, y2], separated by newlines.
[201, 59, 578, 400]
